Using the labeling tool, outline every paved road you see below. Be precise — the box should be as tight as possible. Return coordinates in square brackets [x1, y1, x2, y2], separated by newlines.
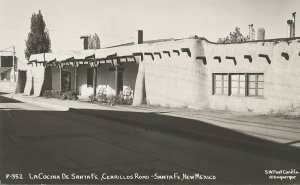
[0, 94, 300, 184]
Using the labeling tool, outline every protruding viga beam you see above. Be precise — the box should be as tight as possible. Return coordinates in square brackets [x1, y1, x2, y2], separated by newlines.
[214, 56, 221, 63]
[244, 55, 252, 63]
[196, 56, 207, 65]
[258, 54, 271, 64]
[281, 52, 289, 60]
[225, 56, 237, 65]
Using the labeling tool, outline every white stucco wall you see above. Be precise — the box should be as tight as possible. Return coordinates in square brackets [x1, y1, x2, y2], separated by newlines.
[23, 65, 33, 95]
[50, 66, 60, 91]
[201, 39, 300, 113]
[32, 64, 45, 96]
[132, 39, 206, 109]
[0, 81, 15, 93]
[25, 37, 300, 113]
[132, 38, 300, 113]
[23, 64, 44, 96]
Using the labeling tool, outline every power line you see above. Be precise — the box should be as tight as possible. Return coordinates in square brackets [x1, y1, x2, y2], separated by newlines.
[0, 25, 134, 38]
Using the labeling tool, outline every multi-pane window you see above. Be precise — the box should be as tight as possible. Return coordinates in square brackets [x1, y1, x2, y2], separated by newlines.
[213, 73, 264, 97]
[213, 74, 228, 95]
[230, 74, 245, 96]
[248, 74, 264, 96]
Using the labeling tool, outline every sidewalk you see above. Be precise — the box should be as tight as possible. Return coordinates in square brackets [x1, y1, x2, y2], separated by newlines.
[3, 93, 300, 150]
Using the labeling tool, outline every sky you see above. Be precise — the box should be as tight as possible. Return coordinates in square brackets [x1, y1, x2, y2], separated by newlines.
[0, 0, 299, 62]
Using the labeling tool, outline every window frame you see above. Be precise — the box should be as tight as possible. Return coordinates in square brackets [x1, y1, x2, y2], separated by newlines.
[212, 73, 229, 96]
[229, 73, 246, 96]
[212, 73, 264, 97]
[247, 73, 264, 97]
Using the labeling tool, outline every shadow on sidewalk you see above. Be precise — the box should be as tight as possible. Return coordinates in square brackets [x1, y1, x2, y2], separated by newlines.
[0, 93, 23, 103]
[70, 108, 300, 162]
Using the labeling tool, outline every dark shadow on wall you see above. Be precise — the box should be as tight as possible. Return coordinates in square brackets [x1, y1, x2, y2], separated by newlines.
[15, 71, 27, 93]
[40, 67, 53, 96]
[1, 107, 300, 184]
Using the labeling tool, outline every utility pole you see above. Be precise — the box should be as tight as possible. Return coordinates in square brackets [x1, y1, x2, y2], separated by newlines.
[12, 46, 15, 82]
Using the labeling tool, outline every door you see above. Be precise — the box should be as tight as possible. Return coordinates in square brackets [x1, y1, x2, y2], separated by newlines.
[61, 71, 71, 92]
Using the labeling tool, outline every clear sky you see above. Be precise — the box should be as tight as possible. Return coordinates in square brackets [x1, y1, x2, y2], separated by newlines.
[0, 0, 299, 62]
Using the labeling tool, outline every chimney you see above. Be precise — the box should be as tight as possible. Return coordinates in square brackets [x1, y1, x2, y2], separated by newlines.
[287, 20, 293, 38]
[135, 30, 143, 44]
[249, 24, 254, 41]
[292, 12, 296, 37]
[257, 28, 265, 40]
[80, 36, 89, 50]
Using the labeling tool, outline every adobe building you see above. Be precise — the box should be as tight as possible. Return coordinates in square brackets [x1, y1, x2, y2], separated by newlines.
[24, 31, 300, 114]
[0, 55, 17, 92]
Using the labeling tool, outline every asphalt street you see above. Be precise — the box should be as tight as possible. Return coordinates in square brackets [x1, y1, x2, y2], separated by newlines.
[0, 93, 300, 184]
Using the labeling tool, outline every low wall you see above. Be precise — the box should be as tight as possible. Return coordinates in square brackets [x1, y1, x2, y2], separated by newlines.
[0, 81, 16, 93]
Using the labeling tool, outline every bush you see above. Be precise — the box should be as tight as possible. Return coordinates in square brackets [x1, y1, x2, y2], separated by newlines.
[43, 90, 62, 99]
[42, 90, 77, 100]
[61, 91, 78, 100]
[88, 94, 97, 102]
[96, 88, 108, 102]
[89, 87, 134, 105]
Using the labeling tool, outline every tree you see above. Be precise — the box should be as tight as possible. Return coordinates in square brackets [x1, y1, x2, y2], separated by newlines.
[25, 10, 51, 60]
[88, 33, 101, 49]
[217, 27, 249, 43]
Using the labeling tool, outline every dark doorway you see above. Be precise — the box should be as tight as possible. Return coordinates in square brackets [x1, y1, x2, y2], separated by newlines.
[116, 71, 123, 95]
[17, 71, 27, 93]
[61, 71, 71, 92]
[87, 68, 93, 87]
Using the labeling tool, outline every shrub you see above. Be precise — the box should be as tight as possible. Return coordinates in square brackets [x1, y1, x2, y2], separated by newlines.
[88, 94, 97, 102]
[90, 86, 134, 105]
[42, 90, 77, 100]
[43, 90, 62, 99]
[96, 87, 108, 102]
[43, 90, 52, 98]
[61, 91, 78, 100]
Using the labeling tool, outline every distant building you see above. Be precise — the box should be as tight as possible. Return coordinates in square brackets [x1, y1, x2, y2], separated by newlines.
[0, 55, 17, 92]
[0, 56, 14, 81]
[25, 32, 300, 113]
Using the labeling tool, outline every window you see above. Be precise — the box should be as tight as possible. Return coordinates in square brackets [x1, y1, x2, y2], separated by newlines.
[87, 68, 93, 87]
[213, 73, 228, 95]
[0, 56, 13, 67]
[247, 74, 264, 96]
[230, 74, 245, 96]
[213, 73, 264, 97]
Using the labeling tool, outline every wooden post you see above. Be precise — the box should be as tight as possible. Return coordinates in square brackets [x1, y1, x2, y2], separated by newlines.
[93, 67, 97, 96]
[115, 66, 119, 96]
[59, 67, 62, 92]
[74, 66, 78, 94]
